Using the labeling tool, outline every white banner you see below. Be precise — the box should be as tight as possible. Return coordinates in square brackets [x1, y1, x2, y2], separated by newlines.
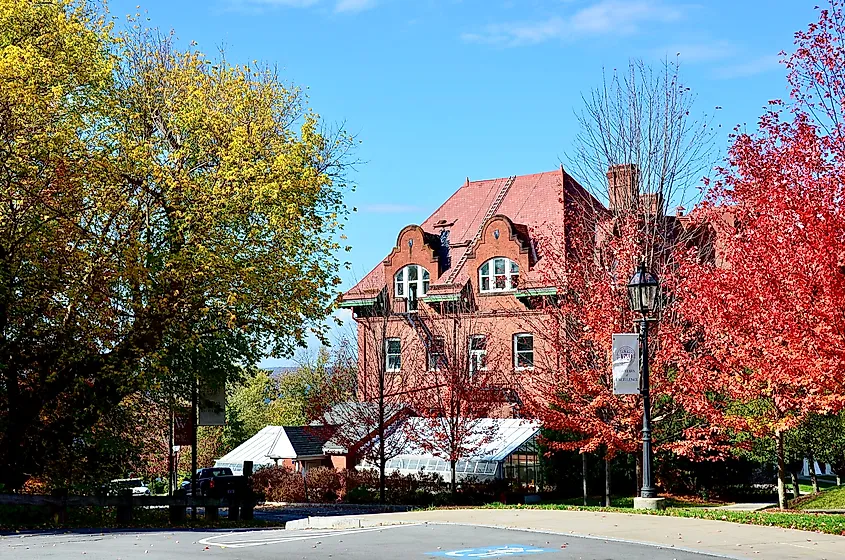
[198, 383, 226, 426]
[612, 333, 640, 395]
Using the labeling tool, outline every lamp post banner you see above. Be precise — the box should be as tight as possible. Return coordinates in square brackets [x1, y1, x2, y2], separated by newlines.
[199, 383, 226, 426]
[612, 333, 640, 395]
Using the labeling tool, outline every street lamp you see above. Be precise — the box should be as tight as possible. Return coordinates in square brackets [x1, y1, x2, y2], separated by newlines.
[627, 262, 660, 499]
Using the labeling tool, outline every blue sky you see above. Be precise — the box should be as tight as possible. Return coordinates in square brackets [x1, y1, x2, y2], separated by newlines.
[106, 0, 818, 365]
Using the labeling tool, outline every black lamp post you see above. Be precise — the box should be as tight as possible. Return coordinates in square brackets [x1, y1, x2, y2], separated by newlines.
[627, 262, 660, 499]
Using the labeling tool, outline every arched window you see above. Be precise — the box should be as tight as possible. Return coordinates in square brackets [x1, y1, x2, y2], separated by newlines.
[394, 265, 430, 299]
[479, 257, 519, 293]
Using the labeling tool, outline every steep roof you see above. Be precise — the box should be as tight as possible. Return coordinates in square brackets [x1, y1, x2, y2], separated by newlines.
[344, 169, 601, 300]
[214, 425, 329, 474]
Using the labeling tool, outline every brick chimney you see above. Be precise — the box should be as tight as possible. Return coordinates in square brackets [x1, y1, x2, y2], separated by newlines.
[606, 164, 639, 213]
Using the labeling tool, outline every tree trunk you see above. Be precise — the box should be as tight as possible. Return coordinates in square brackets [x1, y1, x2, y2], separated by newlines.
[450, 459, 457, 496]
[775, 430, 788, 509]
[378, 420, 385, 504]
[808, 451, 819, 493]
[582, 453, 588, 506]
[605, 456, 611, 507]
[791, 469, 801, 501]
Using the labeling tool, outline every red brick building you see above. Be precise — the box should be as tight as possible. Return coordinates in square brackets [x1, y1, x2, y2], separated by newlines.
[340, 168, 609, 412]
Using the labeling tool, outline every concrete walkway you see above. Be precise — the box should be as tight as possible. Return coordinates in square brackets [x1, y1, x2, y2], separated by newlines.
[287, 508, 844, 560]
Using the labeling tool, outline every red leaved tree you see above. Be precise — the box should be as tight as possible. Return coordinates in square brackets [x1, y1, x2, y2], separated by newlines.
[405, 309, 513, 494]
[522, 59, 728, 500]
[677, 2, 845, 509]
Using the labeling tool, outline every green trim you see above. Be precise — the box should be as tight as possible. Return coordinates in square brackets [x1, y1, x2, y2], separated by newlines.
[421, 294, 460, 303]
[515, 288, 559, 297]
[339, 298, 377, 307]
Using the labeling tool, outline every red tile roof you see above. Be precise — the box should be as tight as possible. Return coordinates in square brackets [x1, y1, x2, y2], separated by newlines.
[343, 169, 603, 300]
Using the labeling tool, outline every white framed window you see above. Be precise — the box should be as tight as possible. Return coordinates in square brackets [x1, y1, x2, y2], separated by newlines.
[469, 335, 487, 374]
[479, 257, 519, 293]
[428, 336, 446, 371]
[386, 338, 401, 372]
[395, 265, 430, 302]
[513, 333, 534, 370]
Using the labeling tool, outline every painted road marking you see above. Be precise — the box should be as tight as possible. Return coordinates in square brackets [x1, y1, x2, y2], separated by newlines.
[198, 523, 419, 549]
[426, 545, 557, 558]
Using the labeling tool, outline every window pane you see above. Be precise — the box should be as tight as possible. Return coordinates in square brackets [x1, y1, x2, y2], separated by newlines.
[422, 279, 429, 295]
[470, 336, 485, 351]
[396, 268, 404, 282]
[481, 262, 489, 275]
[516, 335, 533, 351]
[388, 339, 401, 353]
[396, 280, 404, 296]
[389, 355, 401, 370]
[517, 352, 533, 368]
[408, 265, 418, 281]
[510, 261, 519, 273]
[494, 258, 505, 274]
[510, 274, 519, 289]
[423, 269, 430, 280]
[481, 277, 489, 291]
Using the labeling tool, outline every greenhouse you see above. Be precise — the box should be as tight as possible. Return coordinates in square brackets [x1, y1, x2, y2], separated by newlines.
[372, 418, 541, 487]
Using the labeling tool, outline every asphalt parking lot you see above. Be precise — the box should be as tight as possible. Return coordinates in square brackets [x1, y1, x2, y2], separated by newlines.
[0, 523, 730, 559]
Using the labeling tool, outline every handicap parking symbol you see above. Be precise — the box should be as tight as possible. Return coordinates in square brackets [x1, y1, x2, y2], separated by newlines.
[426, 544, 557, 558]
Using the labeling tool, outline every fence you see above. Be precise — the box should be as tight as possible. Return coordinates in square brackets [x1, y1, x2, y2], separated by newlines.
[0, 461, 257, 525]
[0, 492, 255, 523]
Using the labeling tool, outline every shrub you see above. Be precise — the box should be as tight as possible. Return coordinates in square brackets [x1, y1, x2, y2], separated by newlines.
[306, 467, 341, 502]
[251, 465, 305, 503]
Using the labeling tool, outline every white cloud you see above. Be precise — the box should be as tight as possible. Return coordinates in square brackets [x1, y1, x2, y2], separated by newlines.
[335, 0, 377, 13]
[462, 0, 685, 47]
[713, 54, 781, 79]
[361, 203, 424, 214]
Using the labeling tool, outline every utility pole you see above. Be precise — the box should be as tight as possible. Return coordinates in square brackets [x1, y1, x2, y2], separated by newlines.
[191, 377, 198, 521]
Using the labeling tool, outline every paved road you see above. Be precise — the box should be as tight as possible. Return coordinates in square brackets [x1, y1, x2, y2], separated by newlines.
[0, 523, 727, 559]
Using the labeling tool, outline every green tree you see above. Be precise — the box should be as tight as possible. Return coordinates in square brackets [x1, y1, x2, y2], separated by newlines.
[0, 1, 353, 489]
[223, 356, 334, 451]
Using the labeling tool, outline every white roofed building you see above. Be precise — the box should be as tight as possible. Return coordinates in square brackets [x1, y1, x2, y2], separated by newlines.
[365, 418, 541, 488]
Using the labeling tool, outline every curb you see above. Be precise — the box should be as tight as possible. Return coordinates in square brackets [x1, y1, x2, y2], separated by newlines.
[284, 514, 413, 530]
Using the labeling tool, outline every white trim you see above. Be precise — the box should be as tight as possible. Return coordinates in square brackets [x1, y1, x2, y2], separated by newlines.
[469, 334, 488, 373]
[386, 338, 401, 372]
[513, 333, 534, 371]
[394, 264, 430, 299]
[479, 257, 520, 293]
[427, 336, 446, 372]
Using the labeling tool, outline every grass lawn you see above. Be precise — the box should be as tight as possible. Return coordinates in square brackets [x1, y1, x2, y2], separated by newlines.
[480, 502, 845, 536]
[796, 485, 845, 511]
[549, 496, 717, 508]
[798, 479, 838, 495]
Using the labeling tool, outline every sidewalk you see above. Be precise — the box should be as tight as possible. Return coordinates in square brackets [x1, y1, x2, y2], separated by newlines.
[287, 508, 844, 560]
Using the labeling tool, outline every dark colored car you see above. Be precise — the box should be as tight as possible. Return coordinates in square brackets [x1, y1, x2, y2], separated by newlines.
[181, 467, 245, 498]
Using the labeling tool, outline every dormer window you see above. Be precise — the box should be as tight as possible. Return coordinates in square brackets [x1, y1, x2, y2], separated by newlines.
[479, 257, 519, 293]
[395, 265, 430, 300]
